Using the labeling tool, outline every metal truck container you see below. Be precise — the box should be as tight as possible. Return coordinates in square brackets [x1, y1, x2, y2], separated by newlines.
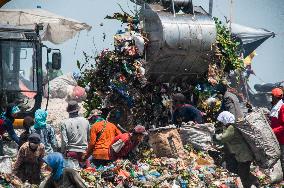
[141, 4, 216, 82]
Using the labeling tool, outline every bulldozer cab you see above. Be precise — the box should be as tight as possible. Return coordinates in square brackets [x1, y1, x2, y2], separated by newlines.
[0, 24, 43, 118]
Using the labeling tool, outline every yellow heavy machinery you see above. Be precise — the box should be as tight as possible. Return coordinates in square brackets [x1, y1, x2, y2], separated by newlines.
[0, 0, 10, 8]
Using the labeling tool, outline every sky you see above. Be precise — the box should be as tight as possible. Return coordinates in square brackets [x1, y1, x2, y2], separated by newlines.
[3, 0, 284, 88]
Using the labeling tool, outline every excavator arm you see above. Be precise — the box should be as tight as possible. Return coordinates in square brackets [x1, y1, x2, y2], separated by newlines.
[0, 0, 11, 8]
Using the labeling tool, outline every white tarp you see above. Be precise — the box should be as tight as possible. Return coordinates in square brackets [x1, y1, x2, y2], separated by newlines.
[230, 23, 275, 58]
[0, 9, 92, 44]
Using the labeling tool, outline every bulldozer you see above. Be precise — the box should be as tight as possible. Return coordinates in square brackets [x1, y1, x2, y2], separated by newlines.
[0, 23, 61, 119]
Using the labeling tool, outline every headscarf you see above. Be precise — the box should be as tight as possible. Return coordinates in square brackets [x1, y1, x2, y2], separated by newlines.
[28, 133, 41, 144]
[43, 152, 65, 181]
[217, 111, 235, 125]
[34, 109, 48, 129]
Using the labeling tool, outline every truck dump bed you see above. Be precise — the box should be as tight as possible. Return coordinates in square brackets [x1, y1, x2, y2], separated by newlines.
[141, 4, 216, 82]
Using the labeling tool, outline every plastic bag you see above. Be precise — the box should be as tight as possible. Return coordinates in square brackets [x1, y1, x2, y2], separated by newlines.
[44, 73, 77, 99]
[64, 158, 80, 170]
[0, 156, 12, 174]
[179, 122, 215, 151]
[265, 160, 283, 184]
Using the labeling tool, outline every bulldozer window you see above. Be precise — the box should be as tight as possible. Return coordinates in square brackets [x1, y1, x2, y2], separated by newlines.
[0, 40, 38, 111]
[0, 41, 37, 93]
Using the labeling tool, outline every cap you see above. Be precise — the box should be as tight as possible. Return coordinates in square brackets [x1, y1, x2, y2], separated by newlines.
[133, 125, 148, 135]
[67, 100, 80, 113]
[28, 133, 41, 144]
[272, 88, 283, 98]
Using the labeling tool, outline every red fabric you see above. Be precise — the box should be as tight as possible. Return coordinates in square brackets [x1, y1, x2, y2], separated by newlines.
[270, 104, 284, 144]
[109, 133, 137, 160]
[66, 151, 90, 168]
[0, 119, 6, 135]
[73, 86, 85, 98]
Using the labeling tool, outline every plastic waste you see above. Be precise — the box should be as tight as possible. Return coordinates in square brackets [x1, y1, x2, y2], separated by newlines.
[172, 180, 181, 188]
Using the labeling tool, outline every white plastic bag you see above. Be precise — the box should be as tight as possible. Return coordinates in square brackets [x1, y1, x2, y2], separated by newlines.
[179, 122, 215, 151]
[0, 156, 12, 174]
[265, 160, 283, 184]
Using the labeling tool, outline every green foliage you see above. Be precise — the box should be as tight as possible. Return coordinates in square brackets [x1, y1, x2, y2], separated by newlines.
[77, 53, 102, 117]
[213, 17, 244, 73]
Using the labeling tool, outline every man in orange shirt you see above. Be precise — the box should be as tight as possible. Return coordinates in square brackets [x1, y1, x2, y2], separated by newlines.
[83, 120, 121, 167]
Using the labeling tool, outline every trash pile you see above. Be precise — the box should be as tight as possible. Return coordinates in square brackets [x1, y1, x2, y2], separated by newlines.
[77, 6, 247, 130]
[79, 146, 243, 188]
[78, 11, 172, 129]
[0, 173, 22, 188]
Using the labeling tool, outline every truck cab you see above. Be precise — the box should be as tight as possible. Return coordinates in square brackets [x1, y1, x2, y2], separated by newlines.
[0, 24, 61, 118]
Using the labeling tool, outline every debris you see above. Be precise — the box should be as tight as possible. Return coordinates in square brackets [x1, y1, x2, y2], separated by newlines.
[79, 146, 243, 188]
[179, 122, 215, 151]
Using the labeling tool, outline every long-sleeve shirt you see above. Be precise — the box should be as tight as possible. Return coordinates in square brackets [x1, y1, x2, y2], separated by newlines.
[221, 91, 244, 121]
[220, 125, 253, 162]
[85, 121, 121, 160]
[13, 142, 45, 184]
[60, 117, 90, 154]
[1, 118, 20, 144]
[13, 142, 45, 171]
[30, 124, 58, 154]
[270, 101, 284, 144]
[173, 104, 203, 125]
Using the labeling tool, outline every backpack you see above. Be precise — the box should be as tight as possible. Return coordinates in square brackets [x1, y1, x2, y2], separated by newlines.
[235, 108, 280, 169]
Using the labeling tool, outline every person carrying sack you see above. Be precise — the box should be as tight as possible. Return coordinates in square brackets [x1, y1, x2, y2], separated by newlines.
[82, 119, 121, 167]
[215, 111, 258, 188]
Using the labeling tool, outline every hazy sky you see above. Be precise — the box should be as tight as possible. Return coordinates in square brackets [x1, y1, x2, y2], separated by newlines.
[4, 0, 284, 88]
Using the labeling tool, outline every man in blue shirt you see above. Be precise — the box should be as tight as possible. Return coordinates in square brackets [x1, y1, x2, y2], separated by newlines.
[172, 93, 203, 126]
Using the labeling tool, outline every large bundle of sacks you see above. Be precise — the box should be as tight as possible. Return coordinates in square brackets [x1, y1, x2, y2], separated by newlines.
[148, 126, 185, 158]
[44, 73, 86, 102]
[236, 108, 280, 169]
[179, 122, 215, 151]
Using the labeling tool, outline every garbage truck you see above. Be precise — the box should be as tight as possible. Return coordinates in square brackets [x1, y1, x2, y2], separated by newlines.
[140, 1, 216, 82]
[0, 23, 61, 119]
[136, 0, 274, 108]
